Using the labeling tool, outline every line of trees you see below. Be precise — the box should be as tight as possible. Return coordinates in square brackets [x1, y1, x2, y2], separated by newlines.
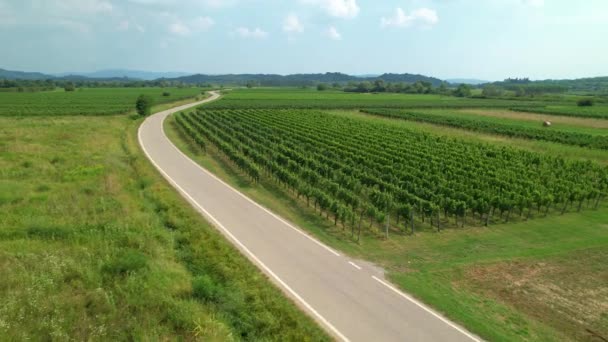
[0, 78, 201, 92]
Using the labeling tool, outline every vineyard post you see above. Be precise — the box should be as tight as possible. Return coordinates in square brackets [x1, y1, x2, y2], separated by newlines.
[410, 210, 415, 235]
[385, 211, 389, 239]
[436, 211, 441, 232]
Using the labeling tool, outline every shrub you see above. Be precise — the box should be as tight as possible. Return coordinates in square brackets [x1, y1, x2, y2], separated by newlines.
[577, 98, 594, 107]
[162, 91, 171, 97]
[64, 83, 76, 92]
[135, 94, 154, 116]
[317, 83, 328, 91]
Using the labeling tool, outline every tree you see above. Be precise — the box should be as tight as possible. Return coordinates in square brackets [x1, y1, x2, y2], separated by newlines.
[577, 98, 594, 107]
[481, 85, 503, 97]
[453, 84, 472, 97]
[437, 82, 449, 95]
[317, 83, 328, 91]
[64, 82, 76, 92]
[135, 95, 153, 116]
[245, 81, 256, 88]
[372, 80, 386, 92]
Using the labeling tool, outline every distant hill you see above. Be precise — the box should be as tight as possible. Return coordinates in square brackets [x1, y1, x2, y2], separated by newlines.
[166, 72, 445, 86]
[55, 69, 190, 80]
[0, 68, 54, 80]
[446, 78, 490, 85]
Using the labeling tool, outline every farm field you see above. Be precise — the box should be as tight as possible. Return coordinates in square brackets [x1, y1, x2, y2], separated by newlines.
[513, 105, 608, 119]
[207, 88, 554, 109]
[361, 108, 608, 149]
[0, 87, 206, 116]
[167, 89, 608, 342]
[0, 97, 327, 340]
[457, 108, 608, 129]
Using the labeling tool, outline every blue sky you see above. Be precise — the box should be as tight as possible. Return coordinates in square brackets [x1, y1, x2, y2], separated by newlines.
[0, 0, 606, 80]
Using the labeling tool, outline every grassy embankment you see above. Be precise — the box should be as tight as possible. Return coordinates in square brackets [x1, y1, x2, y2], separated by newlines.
[0, 97, 328, 340]
[166, 104, 608, 342]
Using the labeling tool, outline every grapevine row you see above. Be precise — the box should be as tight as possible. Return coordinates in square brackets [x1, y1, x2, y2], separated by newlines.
[175, 109, 608, 238]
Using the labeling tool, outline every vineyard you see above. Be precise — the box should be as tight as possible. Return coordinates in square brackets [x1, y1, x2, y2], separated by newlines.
[175, 108, 608, 238]
[0, 87, 203, 116]
[362, 108, 608, 150]
[512, 105, 608, 119]
[207, 88, 551, 109]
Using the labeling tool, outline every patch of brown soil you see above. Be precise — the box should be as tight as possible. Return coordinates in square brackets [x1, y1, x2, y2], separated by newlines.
[464, 248, 608, 341]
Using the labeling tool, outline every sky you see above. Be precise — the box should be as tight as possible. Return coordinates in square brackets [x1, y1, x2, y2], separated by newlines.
[0, 0, 607, 80]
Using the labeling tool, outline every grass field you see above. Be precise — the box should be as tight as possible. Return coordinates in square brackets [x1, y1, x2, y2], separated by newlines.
[167, 100, 608, 342]
[0, 87, 207, 116]
[0, 103, 327, 340]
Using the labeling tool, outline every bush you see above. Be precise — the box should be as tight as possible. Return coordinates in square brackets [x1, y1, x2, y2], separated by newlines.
[162, 91, 171, 97]
[577, 98, 594, 107]
[135, 94, 154, 116]
[64, 83, 76, 92]
[317, 83, 328, 91]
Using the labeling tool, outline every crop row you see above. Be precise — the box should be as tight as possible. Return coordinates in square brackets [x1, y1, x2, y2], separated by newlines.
[175, 109, 607, 237]
[362, 108, 608, 150]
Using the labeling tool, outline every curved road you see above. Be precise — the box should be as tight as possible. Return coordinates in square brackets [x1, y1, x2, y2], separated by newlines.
[138, 91, 481, 342]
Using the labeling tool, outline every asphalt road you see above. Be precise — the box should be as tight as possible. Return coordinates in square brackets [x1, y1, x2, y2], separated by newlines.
[138, 91, 482, 342]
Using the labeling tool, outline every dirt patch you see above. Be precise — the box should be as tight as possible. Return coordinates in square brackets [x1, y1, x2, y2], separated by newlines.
[463, 248, 608, 341]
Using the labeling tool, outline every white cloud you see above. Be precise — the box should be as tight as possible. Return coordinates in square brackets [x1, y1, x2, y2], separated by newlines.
[54, 0, 114, 14]
[117, 20, 145, 33]
[302, 0, 360, 19]
[169, 21, 190, 35]
[381, 8, 438, 28]
[283, 14, 304, 33]
[57, 19, 90, 33]
[192, 16, 215, 31]
[117, 20, 130, 31]
[522, 0, 544, 7]
[168, 16, 214, 35]
[325, 26, 341, 40]
[235, 27, 268, 39]
[202, 0, 238, 8]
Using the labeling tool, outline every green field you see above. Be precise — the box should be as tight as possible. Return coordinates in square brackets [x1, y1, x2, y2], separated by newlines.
[513, 105, 608, 119]
[208, 88, 551, 109]
[362, 108, 608, 149]
[167, 89, 608, 342]
[0, 97, 328, 340]
[0, 87, 206, 116]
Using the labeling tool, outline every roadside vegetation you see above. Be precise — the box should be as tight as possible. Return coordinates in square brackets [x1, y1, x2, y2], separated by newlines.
[0, 97, 328, 340]
[167, 89, 608, 342]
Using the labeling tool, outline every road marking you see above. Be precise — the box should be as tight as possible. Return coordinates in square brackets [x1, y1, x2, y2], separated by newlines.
[138, 119, 350, 342]
[348, 261, 362, 270]
[159, 100, 342, 258]
[371, 276, 481, 342]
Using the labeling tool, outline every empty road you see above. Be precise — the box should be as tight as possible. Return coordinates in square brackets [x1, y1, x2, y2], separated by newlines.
[138, 91, 481, 342]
